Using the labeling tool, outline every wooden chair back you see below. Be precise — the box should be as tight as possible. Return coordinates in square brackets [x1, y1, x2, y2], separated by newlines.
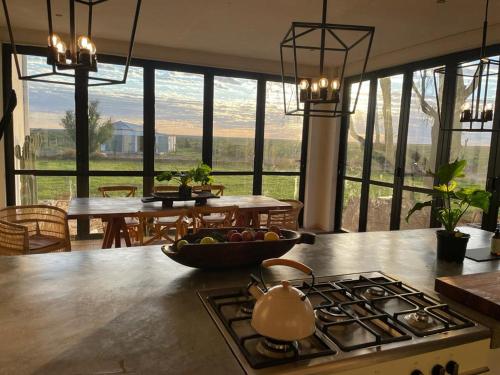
[192, 184, 225, 196]
[192, 205, 238, 232]
[98, 185, 137, 197]
[153, 185, 179, 193]
[267, 200, 303, 230]
[0, 219, 29, 255]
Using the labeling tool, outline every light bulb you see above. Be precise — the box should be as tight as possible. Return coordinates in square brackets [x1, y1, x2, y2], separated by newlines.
[78, 36, 92, 50]
[88, 41, 96, 54]
[299, 79, 309, 90]
[311, 82, 319, 93]
[48, 34, 61, 46]
[486, 103, 493, 111]
[462, 103, 471, 111]
[56, 41, 67, 54]
[331, 79, 340, 91]
[319, 77, 329, 89]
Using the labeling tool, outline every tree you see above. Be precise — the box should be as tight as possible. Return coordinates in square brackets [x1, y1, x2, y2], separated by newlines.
[61, 100, 113, 154]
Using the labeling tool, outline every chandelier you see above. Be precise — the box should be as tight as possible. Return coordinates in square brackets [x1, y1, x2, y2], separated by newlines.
[1, 0, 142, 86]
[280, 0, 375, 118]
[434, 0, 498, 131]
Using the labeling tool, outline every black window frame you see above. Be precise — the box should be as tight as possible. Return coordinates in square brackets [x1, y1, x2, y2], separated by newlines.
[2, 43, 309, 238]
[335, 43, 500, 233]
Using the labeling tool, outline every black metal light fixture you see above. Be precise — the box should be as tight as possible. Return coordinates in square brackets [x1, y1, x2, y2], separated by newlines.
[280, 0, 375, 118]
[433, 0, 498, 131]
[1, 0, 142, 86]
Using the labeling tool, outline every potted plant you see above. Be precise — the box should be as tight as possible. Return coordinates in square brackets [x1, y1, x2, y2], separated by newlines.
[406, 159, 491, 263]
[156, 162, 212, 200]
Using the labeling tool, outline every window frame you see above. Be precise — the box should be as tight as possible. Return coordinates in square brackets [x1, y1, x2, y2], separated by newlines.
[2, 43, 309, 238]
[335, 43, 500, 233]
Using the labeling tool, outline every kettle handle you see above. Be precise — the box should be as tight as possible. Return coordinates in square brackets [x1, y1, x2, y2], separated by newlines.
[262, 258, 312, 275]
[259, 258, 315, 300]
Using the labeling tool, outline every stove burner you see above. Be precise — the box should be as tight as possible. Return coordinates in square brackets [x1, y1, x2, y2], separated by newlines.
[256, 338, 298, 359]
[316, 302, 349, 322]
[403, 309, 438, 330]
[360, 286, 387, 300]
[240, 301, 254, 315]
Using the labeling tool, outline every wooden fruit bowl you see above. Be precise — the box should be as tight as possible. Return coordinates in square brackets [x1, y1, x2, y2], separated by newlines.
[161, 227, 315, 269]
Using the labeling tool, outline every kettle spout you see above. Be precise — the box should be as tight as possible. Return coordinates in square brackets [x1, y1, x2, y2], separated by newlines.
[247, 278, 264, 301]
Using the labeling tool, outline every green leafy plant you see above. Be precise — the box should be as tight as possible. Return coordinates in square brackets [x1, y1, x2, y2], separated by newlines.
[406, 159, 491, 234]
[156, 162, 213, 187]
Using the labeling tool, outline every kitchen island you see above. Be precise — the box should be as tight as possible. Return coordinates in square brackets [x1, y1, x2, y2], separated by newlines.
[0, 228, 499, 374]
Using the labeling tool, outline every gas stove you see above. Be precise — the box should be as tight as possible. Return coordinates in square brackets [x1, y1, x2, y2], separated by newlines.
[198, 272, 491, 375]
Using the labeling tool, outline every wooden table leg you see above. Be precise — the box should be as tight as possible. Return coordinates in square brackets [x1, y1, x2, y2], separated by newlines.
[120, 218, 132, 247]
[102, 218, 115, 249]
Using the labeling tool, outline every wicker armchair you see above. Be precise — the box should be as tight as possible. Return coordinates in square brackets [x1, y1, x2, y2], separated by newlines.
[0, 205, 71, 255]
[192, 205, 238, 233]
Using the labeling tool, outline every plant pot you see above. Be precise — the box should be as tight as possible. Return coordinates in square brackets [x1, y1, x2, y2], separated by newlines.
[436, 230, 470, 263]
[178, 185, 192, 200]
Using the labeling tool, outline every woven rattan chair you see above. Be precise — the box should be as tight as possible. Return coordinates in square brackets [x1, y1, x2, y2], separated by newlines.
[0, 205, 71, 255]
[192, 184, 225, 196]
[265, 200, 303, 230]
[0, 220, 29, 255]
[192, 205, 238, 233]
[98, 185, 141, 243]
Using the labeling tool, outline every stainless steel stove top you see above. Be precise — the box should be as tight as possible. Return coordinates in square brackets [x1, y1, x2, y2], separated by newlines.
[198, 271, 490, 374]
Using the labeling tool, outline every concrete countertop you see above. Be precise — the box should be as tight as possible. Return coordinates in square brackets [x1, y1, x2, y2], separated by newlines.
[0, 228, 499, 374]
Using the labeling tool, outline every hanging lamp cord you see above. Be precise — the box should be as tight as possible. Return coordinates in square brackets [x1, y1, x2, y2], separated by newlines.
[480, 0, 489, 59]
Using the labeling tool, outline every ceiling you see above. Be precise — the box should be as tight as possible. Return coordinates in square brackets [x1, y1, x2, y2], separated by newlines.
[2, 0, 500, 65]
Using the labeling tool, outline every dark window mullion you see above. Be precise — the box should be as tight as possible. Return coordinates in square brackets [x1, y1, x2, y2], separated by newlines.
[298, 102, 310, 209]
[203, 73, 214, 167]
[483, 62, 500, 231]
[431, 63, 457, 227]
[358, 78, 378, 232]
[143, 64, 155, 196]
[2, 45, 15, 205]
[390, 70, 413, 230]
[334, 83, 351, 232]
[253, 79, 266, 195]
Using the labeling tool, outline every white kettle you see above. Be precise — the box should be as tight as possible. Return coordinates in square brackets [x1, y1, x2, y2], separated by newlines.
[247, 258, 316, 342]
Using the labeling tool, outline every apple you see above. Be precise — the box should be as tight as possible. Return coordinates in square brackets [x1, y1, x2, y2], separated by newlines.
[226, 229, 238, 241]
[254, 231, 265, 241]
[229, 232, 243, 242]
[241, 230, 255, 242]
[200, 236, 216, 244]
[269, 226, 282, 236]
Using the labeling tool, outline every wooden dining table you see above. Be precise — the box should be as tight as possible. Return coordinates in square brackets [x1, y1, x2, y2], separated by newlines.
[67, 195, 292, 248]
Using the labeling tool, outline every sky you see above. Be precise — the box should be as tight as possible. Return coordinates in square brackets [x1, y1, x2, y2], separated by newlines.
[21, 56, 303, 141]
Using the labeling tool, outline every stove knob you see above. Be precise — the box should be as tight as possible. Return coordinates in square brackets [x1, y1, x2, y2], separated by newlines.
[411, 371, 424, 375]
[432, 365, 445, 375]
[446, 361, 459, 375]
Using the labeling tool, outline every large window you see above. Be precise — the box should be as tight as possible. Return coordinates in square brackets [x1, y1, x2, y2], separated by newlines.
[262, 81, 304, 200]
[155, 70, 204, 171]
[5, 47, 308, 238]
[337, 49, 500, 233]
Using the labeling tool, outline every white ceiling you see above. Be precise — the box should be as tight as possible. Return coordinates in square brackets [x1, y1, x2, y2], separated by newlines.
[2, 0, 500, 65]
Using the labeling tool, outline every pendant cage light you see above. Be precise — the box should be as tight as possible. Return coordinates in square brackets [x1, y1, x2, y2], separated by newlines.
[433, 0, 498, 131]
[280, 0, 375, 118]
[1, 0, 142, 86]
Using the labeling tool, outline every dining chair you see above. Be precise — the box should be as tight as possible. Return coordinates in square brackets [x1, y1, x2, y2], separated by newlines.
[192, 184, 225, 196]
[153, 185, 179, 193]
[264, 199, 303, 230]
[192, 205, 238, 233]
[139, 209, 189, 245]
[98, 185, 140, 243]
[0, 205, 71, 255]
